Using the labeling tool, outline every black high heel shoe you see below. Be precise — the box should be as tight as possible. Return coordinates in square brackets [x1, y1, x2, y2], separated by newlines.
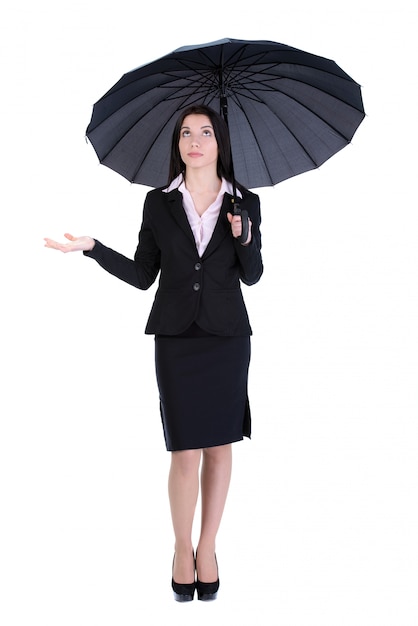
[196, 553, 219, 601]
[172, 554, 195, 602]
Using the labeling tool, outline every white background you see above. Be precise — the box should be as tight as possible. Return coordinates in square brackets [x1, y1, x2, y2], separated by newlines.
[1, 1, 417, 625]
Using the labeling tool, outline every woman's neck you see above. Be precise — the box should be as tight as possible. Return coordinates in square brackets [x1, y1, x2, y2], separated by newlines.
[184, 169, 221, 194]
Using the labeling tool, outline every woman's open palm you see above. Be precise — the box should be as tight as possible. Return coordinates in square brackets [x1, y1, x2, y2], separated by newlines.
[44, 233, 95, 253]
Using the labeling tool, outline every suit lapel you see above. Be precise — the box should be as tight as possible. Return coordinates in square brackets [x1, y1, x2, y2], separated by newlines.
[201, 193, 234, 260]
[165, 189, 196, 245]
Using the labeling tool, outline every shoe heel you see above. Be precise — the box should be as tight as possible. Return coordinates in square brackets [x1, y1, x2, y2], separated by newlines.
[172, 579, 195, 602]
[196, 579, 219, 601]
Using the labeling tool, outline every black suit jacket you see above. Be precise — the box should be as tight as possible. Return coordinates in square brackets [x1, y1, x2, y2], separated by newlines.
[84, 186, 263, 336]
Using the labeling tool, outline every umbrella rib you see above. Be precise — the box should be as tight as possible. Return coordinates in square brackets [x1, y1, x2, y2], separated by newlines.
[224, 65, 359, 144]
[228, 87, 322, 181]
[230, 67, 361, 115]
[224, 46, 359, 95]
[229, 97, 276, 186]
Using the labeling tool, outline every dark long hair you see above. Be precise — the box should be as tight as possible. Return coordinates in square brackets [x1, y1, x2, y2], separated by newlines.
[167, 104, 243, 190]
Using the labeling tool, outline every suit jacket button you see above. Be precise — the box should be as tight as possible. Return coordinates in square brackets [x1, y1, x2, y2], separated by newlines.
[194, 262, 202, 270]
[193, 282, 200, 291]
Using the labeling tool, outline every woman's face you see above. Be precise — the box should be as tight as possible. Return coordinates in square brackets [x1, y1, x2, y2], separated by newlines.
[178, 114, 219, 173]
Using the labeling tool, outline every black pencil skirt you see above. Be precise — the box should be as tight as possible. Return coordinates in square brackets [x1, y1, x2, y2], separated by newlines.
[154, 324, 251, 451]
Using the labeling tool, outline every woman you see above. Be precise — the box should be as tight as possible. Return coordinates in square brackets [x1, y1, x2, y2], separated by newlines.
[45, 104, 263, 602]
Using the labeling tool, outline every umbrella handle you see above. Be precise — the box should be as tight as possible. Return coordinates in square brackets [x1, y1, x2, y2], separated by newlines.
[233, 205, 249, 244]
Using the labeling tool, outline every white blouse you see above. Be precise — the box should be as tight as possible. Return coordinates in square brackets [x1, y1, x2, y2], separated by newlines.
[163, 175, 241, 257]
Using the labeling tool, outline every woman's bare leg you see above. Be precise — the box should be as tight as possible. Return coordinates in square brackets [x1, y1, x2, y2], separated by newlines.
[196, 444, 232, 582]
[168, 449, 201, 583]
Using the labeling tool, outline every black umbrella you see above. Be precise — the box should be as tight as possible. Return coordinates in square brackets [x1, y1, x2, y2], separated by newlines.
[86, 38, 365, 191]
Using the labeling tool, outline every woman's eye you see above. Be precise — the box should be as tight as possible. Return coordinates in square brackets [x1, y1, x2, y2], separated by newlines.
[181, 129, 212, 138]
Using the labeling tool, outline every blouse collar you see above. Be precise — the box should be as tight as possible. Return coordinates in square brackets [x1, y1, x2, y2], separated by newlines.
[163, 174, 242, 198]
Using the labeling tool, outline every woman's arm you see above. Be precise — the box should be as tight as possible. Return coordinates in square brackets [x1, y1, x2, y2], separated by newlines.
[230, 194, 263, 286]
[44, 204, 161, 290]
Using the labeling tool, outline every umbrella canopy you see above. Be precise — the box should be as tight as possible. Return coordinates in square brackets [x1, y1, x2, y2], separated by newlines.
[86, 38, 365, 190]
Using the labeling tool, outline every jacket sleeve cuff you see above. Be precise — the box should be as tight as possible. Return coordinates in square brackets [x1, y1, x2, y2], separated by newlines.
[83, 239, 101, 258]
